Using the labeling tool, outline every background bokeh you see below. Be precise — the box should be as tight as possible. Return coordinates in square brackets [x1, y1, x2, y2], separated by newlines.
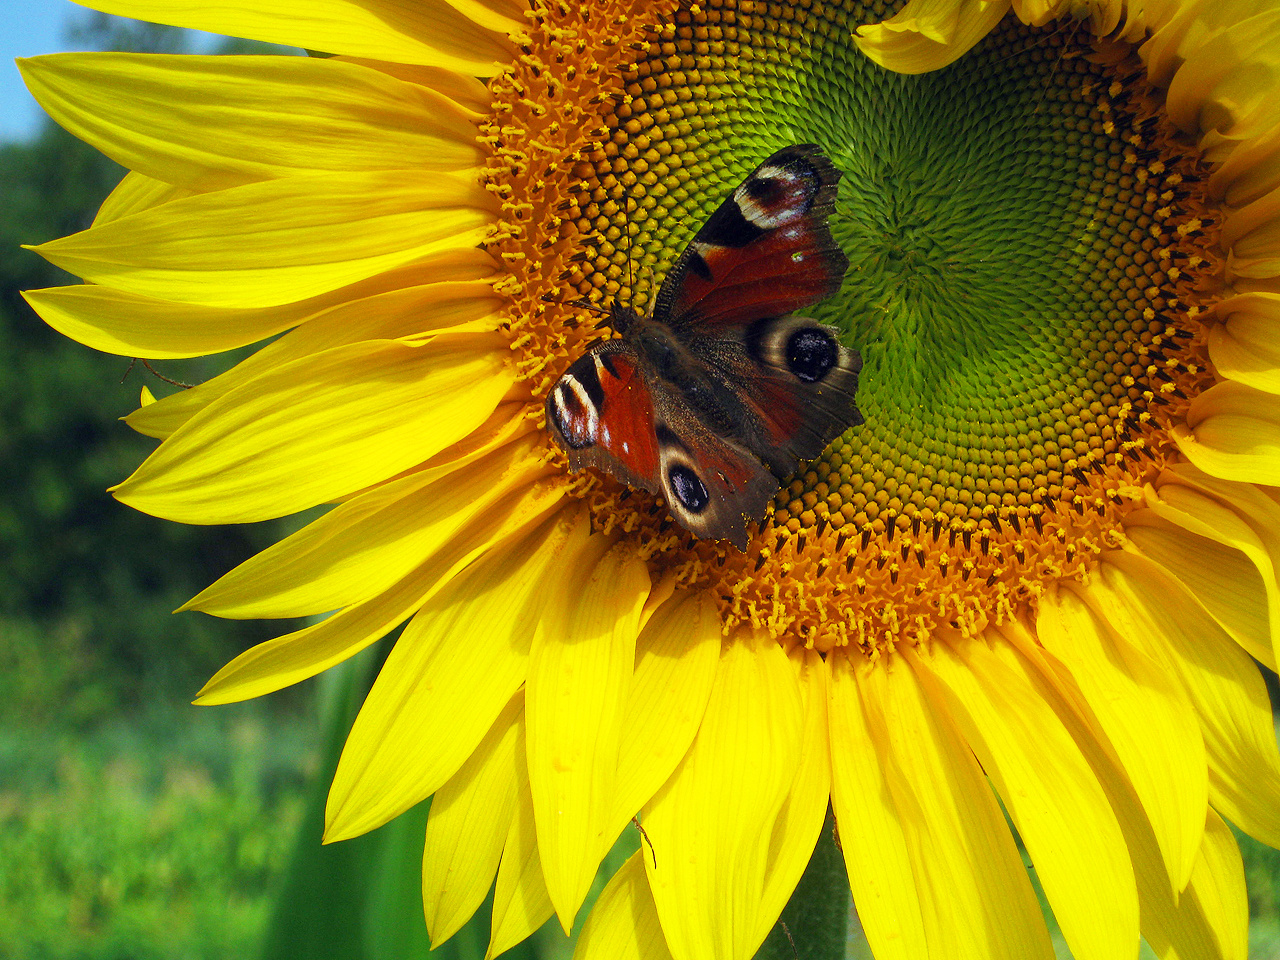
[3, 8, 1280, 960]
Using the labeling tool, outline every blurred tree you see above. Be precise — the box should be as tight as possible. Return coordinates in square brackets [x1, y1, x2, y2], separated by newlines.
[0, 19, 297, 726]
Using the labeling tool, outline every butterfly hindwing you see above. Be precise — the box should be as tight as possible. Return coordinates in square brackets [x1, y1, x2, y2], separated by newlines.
[691, 313, 864, 476]
[650, 412, 780, 549]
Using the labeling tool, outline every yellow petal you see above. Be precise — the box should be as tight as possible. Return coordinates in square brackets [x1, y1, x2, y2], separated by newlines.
[20, 54, 482, 191]
[94, 170, 192, 225]
[185, 424, 540, 618]
[132, 281, 501, 442]
[1222, 184, 1280, 279]
[1174, 381, 1280, 485]
[853, 0, 1011, 75]
[1207, 292, 1280, 394]
[643, 634, 803, 960]
[421, 692, 524, 946]
[198, 558, 437, 707]
[919, 636, 1138, 960]
[1188, 810, 1248, 960]
[26, 255, 496, 363]
[29, 169, 496, 308]
[71, 0, 517, 74]
[1123, 509, 1276, 669]
[1162, 6, 1280, 158]
[754, 648, 831, 948]
[1208, 120, 1280, 207]
[1011, 0, 1121, 34]
[1141, 0, 1272, 88]
[335, 57, 492, 113]
[998, 627, 1246, 960]
[1038, 586, 1207, 893]
[444, 0, 528, 35]
[611, 590, 721, 830]
[114, 335, 512, 523]
[323, 507, 582, 841]
[828, 655, 927, 960]
[195, 483, 567, 707]
[1144, 465, 1280, 666]
[25, 285, 299, 361]
[1094, 551, 1280, 849]
[573, 853, 674, 960]
[489, 744, 555, 960]
[527, 538, 651, 930]
[851, 653, 1054, 960]
[1138, 803, 1248, 960]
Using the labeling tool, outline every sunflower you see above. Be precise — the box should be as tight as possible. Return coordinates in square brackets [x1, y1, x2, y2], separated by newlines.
[20, 0, 1280, 956]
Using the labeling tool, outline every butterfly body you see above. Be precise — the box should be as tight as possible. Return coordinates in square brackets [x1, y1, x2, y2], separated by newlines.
[547, 145, 863, 549]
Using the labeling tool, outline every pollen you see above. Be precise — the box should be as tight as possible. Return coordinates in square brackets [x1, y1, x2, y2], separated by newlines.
[482, 0, 1225, 653]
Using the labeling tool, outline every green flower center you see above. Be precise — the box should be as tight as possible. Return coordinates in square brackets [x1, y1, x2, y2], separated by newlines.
[484, 0, 1220, 649]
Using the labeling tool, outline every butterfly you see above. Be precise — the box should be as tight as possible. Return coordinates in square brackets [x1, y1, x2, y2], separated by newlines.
[545, 144, 863, 550]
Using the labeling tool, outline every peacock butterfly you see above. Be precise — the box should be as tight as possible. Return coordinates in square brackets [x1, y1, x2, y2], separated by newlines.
[545, 144, 863, 550]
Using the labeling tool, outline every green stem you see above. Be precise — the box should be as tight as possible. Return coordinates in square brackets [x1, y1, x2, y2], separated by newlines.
[755, 805, 851, 960]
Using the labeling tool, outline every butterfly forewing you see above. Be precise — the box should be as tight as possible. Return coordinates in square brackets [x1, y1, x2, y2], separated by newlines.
[654, 144, 848, 331]
[545, 341, 662, 495]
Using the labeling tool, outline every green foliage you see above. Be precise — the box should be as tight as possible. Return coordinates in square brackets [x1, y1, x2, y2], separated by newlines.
[0, 702, 315, 960]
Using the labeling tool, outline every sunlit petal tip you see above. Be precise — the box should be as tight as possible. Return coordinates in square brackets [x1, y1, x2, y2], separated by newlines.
[1039, 584, 1208, 894]
[20, 52, 486, 191]
[854, 0, 1012, 74]
[111, 337, 514, 524]
[642, 634, 804, 960]
[420, 694, 525, 945]
[1095, 550, 1280, 850]
[29, 169, 499, 310]
[323, 506, 588, 844]
[70, 0, 518, 73]
[573, 853, 672, 960]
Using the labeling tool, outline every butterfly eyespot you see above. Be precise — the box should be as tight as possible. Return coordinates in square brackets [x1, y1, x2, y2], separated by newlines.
[668, 465, 711, 513]
[786, 328, 838, 382]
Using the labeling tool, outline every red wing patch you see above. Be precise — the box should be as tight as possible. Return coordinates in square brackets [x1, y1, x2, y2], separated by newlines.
[545, 343, 661, 492]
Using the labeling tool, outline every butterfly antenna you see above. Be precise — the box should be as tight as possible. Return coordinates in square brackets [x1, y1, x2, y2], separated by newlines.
[616, 152, 640, 310]
[540, 291, 610, 316]
[1033, 8, 1088, 114]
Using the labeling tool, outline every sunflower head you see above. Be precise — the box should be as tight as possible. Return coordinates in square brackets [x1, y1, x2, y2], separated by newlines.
[481, 0, 1226, 658]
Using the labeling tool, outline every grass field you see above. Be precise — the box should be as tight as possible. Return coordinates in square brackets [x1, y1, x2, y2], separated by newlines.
[0, 698, 315, 960]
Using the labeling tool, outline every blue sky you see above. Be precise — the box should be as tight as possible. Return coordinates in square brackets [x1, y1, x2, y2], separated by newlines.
[1, 0, 101, 141]
[0, 0, 218, 142]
